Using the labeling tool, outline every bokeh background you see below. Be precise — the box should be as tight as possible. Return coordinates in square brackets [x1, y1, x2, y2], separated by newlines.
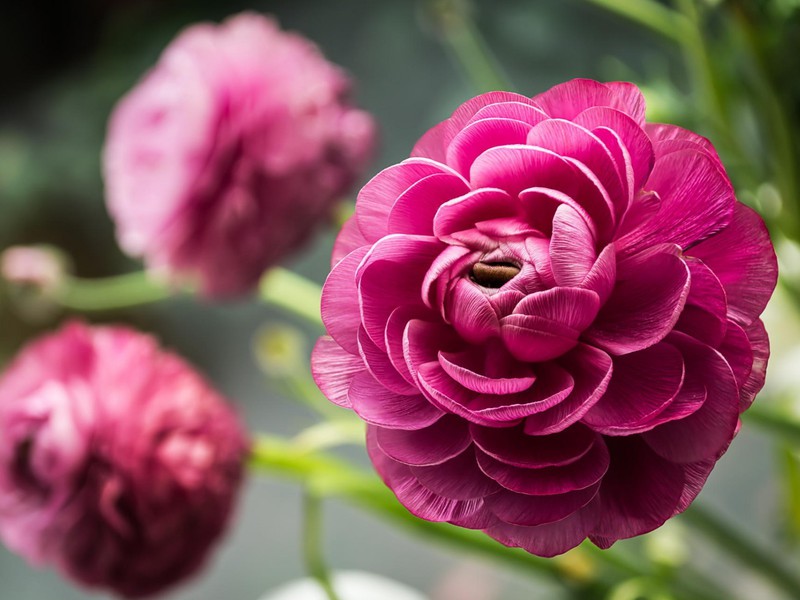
[0, 1, 797, 598]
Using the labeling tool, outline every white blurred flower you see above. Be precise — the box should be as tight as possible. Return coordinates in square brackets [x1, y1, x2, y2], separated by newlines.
[258, 571, 428, 600]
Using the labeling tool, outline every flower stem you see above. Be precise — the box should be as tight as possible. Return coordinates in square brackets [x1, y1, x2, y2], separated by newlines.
[55, 271, 173, 311]
[303, 490, 341, 600]
[682, 504, 800, 599]
[580, 0, 691, 44]
[426, 0, 511, 93]
[259, 268, 323, 327]
[248, 435, 578, 586]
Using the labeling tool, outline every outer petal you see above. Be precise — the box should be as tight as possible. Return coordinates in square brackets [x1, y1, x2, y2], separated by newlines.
[585, 251, 690, 355]
[320, 247, 370, 354]
[311, 337, 364, 408]
[687, 203, 777, 326]
[531, 79, 646, 125]
[617, 149, 735, 256]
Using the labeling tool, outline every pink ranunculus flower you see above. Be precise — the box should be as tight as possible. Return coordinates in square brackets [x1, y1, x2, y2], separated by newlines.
[313, 79, 777, 556]
[104, 12, 376, 298]
[0, 322, 249, 597]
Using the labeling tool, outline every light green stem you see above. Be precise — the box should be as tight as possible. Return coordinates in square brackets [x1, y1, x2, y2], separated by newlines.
[259, 268, 323, 327]
[683, 504, 800, 599]
[55, 271, 173, 311]
[427, 0, 511, 92]
[248, 435, 580, 586]
[581, 0, 692, 43]
[303, 491, 341, 600]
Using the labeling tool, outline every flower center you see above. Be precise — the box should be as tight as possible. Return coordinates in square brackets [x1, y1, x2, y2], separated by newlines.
[470, 261, 520, 289]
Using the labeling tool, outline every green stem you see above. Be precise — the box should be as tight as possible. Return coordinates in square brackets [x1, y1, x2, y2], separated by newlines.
[55, 271, 173, 311]
[427, 0, 511, 93]
[682, 504, 800, 599]
[303, 491, 341, 600]
[581, 0, 691, 43]
[259, 268, 323, 327]
[248, 435, 579, 586]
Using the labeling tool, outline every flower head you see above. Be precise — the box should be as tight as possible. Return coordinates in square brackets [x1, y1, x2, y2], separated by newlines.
[0, 321, 249, 597]
[313, 79, 777, 556]
[104, 12, 376, 298]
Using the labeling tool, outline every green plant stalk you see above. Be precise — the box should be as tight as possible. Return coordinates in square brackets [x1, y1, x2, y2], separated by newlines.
[303, 491, 341, 600]
[682, 504, 800, 599]
[581, 0, 691, 43]
[428, 0, 511, 92]
[259, 268, 324, 327]
[55, 271, 173, 311]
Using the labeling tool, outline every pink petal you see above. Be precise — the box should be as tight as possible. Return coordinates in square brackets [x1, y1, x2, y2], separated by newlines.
[387, 173, 470, 235]
[311, 337, 365, 408]
[375, 415, 472, 466]
[486, 483, 599, 527]
[444, 92, 540, 144]
[444, 279, 501, 343]
[471, 421, 598, 469]
[357, 327, 417, 395]
[617, 149, 734, 257]
[718, 321, 754, 404]
[486, 508, 596, 557]
[349, 371, 443, 430]
[573, 107, 654, 190]
[739, 319, 769, 411]
[368, 428, 484, 522]
[357, 235, 443, 351]
[645, 123, 722, 170]
[403, 319, 465, 384]
[416, 360, 574, 426]
[410, 448, 499, 500]
[674, 259, 728, 347]
[467, 101, 549, 127]
[531, 79, 646, 124]
[476, 436, 609, 495]
[582, 342, 684, 433]
[411, 121, 448, 162]
[643, 332, 740, 463]
[321, 246, 369, 354]
[580, 244, 616, 305]
[518, 187, 597, 239]
[549, 204, 597, 286]
[385, 306, 433, 386]
[438, 347, 536, 395]
[526, 118, 625, 212]
[447, 118, 532, 177]
[433, 188, 518, 239]
[585, 251, 690, 355]
[593, 126, 635, 211]
[589, 436, 685, 547]
[356, 159, 455, 242]
[523, 343, 613, 434]
[687, 203, 777, 326]
[331, 216, 369, 268]
[501, 287, 600, 362]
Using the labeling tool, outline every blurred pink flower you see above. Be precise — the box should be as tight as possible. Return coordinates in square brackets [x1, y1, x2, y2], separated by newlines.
[1, 246, 65, 293]
[313, 79, 777, 556]
[104, 12, 376, 298]
[0, 321, 249, 597]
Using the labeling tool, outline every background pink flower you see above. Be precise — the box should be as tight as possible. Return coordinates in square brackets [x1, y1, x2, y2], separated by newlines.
[104, 12, 376, 298]
[313, 79, 778, 556]
[0, 321, 249, 597]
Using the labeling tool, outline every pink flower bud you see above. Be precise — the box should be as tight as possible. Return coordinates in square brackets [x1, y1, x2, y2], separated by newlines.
[1, 245, 65, 293]
[103, 12, 376, 298]
[0, 321, 249, 597]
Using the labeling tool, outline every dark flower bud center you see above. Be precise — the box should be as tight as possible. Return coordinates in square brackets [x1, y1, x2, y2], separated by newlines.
[470, 261, 520, 288]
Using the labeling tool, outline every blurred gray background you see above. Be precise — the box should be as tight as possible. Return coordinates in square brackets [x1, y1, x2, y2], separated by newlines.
[0, 0, 780, 598]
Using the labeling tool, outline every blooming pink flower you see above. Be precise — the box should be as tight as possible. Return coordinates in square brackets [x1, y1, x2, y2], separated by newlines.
[0, 322, 249, 597]
[104, 12, 376, 298]
[313, 79, 777, 556]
